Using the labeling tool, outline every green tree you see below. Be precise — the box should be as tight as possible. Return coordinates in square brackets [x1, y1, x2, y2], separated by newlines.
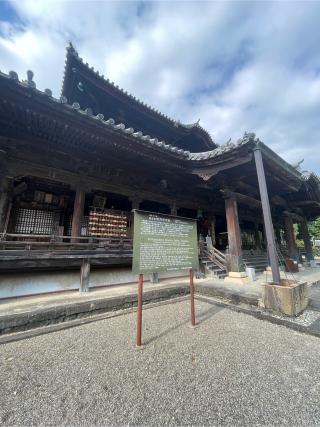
[309, 217, 320, 240]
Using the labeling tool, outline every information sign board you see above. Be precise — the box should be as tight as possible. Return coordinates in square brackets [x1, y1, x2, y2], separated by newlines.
[132, 210, 199, 274]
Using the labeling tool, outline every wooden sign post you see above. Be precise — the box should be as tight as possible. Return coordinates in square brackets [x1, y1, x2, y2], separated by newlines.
[133, 210, 199, 347]
[189, 269, 196, 327]
[136, 273, 143, 347]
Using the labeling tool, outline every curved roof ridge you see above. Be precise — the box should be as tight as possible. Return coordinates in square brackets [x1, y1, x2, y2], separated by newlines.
[188, 133, 257, 160]
[62, 43, 216, 148]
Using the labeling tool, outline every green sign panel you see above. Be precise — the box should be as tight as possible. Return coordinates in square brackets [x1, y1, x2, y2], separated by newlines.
[132, 210, 199, 274]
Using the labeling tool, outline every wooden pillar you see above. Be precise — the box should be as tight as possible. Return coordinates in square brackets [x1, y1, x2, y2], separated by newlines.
[253, 146, 281, 284]
[0, 177, 12, 234]
[225, 197, 244, 272]
[300, 218, 314, 261]
[284, 215, 298, 260]
[71, 188, 86, 240]
[80, 258, 90, 292]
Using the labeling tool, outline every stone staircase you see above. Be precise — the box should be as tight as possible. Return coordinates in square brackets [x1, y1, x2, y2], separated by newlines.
[199, 242, 228, 279]
[242, 251, 268, 273]
[243, 247, 291, 275]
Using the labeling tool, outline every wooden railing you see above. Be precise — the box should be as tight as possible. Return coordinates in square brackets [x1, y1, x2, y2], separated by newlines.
[0, 233, 133, 254]
[199, 241, 227, 271]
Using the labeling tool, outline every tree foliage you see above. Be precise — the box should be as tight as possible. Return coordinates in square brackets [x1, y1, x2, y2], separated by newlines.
[308, 217, 320, 240]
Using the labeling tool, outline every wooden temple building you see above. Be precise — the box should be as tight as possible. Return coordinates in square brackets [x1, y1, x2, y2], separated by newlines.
[0, 43, 319, 298]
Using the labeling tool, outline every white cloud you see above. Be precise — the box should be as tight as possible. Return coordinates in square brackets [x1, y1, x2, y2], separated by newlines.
[0, 0, 319, 174]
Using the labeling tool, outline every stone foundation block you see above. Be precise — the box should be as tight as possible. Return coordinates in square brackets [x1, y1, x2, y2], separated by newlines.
[262, 280, 308, 316]
[226, 255, 245, 273]
[263, 268, 288, 282]
[224, 271, 250, 284]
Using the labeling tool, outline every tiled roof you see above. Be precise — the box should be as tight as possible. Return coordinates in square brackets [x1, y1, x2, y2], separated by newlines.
[0, 67, 304, 183]
[1, 69, 190, 158]
[63, 43, 216, 147]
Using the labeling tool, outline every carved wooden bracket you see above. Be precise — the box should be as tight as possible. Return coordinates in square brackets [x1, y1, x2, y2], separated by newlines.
[192, 153, 252, 182]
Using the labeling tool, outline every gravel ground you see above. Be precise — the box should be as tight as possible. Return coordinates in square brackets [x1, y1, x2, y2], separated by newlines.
[1, 298, 320, 426]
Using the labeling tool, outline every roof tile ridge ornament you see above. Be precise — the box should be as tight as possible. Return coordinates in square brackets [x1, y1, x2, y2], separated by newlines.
[292, 158, 304, 171]
[174, 118, 200, 129]
[67, 41, 79, 57]
[173, 118, 215, 146]
[113, 123, 125, 130]
[44, 88, 52, 97]
[72, 102, 81, 110]
[21, 70, 36, 89]
[9, 70, 19, 81]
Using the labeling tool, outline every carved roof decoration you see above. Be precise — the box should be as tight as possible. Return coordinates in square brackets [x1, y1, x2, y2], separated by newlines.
[302, 171, 320, 183]
[188, 132, 256, 161]
[61, 43, 216, 152]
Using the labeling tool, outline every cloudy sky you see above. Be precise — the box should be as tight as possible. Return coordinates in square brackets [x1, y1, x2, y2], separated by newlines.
[0, 1, 319, 174]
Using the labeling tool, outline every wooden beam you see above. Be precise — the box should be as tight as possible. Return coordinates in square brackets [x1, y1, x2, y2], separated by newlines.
[6, 157, 213, 212]
[13, 181, 27, 196]
[283, 210, 304, 223]
[192, 153, 252, 181]
[271, 195, 287, 207]
[234, 180, 260, 198]
[294, 201, 320, 207]
[221, 189, 261, 209]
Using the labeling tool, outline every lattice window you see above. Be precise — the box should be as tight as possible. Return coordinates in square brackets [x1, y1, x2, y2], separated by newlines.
[81, 215, 89, 237]
[12, 208, 56, 235]
[65, 215, 89, 236]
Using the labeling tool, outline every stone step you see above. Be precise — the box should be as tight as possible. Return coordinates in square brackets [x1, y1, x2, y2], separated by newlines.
[209, 268, 227, 274]
[245, 262, 268, 267]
